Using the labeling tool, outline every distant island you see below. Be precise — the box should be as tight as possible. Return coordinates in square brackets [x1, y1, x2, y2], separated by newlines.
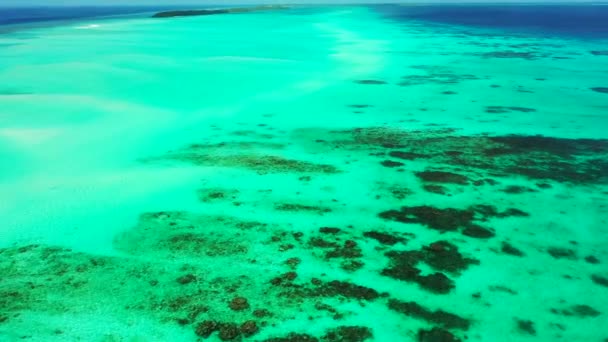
[152, 5, 289, 18]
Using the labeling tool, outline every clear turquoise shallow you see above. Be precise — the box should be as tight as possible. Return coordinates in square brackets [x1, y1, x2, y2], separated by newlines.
[0, 5, 607, 342]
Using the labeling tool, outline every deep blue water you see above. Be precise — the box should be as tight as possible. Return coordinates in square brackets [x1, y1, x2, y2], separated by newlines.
[374, 4, 608, 38]
[0, 6, 172, 26]
[0, 5, 224, 26]
[2, 4, 608, 38]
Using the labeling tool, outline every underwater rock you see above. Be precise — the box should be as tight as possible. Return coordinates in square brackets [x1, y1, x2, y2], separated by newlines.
[319, 227, 341, 234]
[229, 297, 250, 311]
[308, 236, 340, 249]
[591, 87, 608, 94]
[417, 327, 461, 342]
[591, 274, 608, 288]
[355, 80, 387, 85]
[516, 319, 536, 335]
[424, 184, 449, 195]
[415, 171, 469, 184]
[584, 255, 600, 264]
[388, 299, 470, 330]
[481, 51, 542, 60]
[501, 185, 536, 194]
[270, 272, 298, 286]
[422, 241, 479, 273]
[485, 106, 537, 113]
[322, 326, 373, 342]
[218, 323, 240, 341]
[501, 242, 525, 257]
[241, 320, 260, 337]
[536, 182, 552, 189]
[462, 225, 495, 239]
[416, 273, 455, 294]
[547, 247, 577, 260]
[195, 320, 219, 338]
[489, 285, 517, 295]
[552, 305, 601, 318]
[325, 240, 363, 260]
[274, 203, 332, 215]
[314, 280, 381, 301]
[340, 260, 365, 272]
[363, 231, 405, 245]
[380, 160, 405, 168]
[470, 205, 529, 219]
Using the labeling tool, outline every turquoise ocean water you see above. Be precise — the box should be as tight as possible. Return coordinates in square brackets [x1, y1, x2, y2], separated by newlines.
[0, 4, 607, 341]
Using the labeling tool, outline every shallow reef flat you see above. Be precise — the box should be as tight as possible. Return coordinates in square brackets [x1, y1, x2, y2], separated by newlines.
[3, 124, 607, 341]
[1, 4, 608, 342]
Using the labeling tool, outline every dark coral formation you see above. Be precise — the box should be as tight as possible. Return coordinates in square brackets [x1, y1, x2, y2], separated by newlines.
[424, 184, 449, 195]
[591, 87, 608, 94]
[485, 106, 536, 113]
[271, 276, 382, 304]
[322, 326, 373, 342]
[591, 274, 608, 288]
[378, 204, 512, 239]
[415, 171, 469, 184]
[305, 228, 364, 272]
[300, 127, 608, 184]
[313, 280, 381, 301]
[382, 241, 478, 294]
[501, 185, 536, 194]
[388, 299, 471, 330]
[363, 231, 406, 245]
[516, 319, 536, 335]
[585, 255, 600, 264]
[501, 242, 525, 257]
[399, 65, 482, 86]
[551, 305, 601, 318]
[480, 51, 546, 60]
[274, 203, 332, 215]
[195, 320, 219, 338]
[229, 297, 250, 311]
[355, 80, 387, 85]
[380, 160, 405, 168]
[462, 225, 495, 239]
[547, 247, 577, 260]
[418, 327, 461, 342]
[379, 206, 474, 231]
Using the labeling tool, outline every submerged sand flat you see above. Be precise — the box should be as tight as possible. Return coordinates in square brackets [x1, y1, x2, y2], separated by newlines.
[0, 5, 607, 342]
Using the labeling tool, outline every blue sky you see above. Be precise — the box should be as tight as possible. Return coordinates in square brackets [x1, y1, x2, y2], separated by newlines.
[0, 0, 603, 5]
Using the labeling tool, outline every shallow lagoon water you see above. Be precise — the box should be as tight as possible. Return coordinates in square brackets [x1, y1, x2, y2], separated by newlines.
[0, 5, 607, 341]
